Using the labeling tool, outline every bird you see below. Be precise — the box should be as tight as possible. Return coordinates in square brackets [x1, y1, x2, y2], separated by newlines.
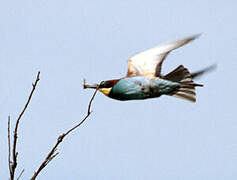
[84, 35, 215, 102]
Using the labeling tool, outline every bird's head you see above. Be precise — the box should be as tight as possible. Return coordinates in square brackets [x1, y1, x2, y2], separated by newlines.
[84, 79, 121, 96]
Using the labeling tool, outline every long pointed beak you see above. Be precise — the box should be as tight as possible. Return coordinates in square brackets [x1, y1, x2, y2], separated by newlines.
[83, 83, 99, 89]
[83, 79, 100, 89]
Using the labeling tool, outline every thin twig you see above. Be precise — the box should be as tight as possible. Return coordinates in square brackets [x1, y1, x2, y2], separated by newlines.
[31, 88, 99, 180]
[16, 169, 25, 180]
[10, 72, 40, 180]
[8, 116, 12, 178]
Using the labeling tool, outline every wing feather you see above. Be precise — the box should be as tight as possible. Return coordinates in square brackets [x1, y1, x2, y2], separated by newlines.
[126, 34, 200, 77]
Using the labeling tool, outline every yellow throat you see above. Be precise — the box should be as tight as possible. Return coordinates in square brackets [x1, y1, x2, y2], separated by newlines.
[99, 87, 112, 96]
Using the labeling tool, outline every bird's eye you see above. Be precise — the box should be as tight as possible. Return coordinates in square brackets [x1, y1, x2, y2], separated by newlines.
[99, 81, 105, 87]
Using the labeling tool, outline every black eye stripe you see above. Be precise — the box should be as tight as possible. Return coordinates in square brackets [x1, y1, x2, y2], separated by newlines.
[100, 80, 118, 88]
[105, 83, 111, 88]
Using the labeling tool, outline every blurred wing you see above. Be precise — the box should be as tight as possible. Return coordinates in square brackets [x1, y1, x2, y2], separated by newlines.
[126, 34, 200, 77]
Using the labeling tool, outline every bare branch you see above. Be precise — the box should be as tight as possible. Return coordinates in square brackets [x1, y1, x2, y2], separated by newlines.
[16, 169, 25, 180]
[9, 71, 40, 180]
[31, 88, 99, 180]
[8, 116, 12, 178]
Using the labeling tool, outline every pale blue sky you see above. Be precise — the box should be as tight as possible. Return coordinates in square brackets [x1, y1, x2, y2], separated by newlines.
[0, 0, 237, 179]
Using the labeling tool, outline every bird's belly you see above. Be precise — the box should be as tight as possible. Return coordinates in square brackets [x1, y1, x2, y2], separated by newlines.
[109, 77, 179, 101]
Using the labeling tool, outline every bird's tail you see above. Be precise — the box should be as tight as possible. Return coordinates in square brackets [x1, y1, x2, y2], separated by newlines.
[191, 64, 217, 79]
[163, 65, 203, 102]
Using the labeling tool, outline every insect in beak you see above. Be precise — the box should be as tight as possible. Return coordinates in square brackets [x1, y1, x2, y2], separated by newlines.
[83, 79, 99, 89]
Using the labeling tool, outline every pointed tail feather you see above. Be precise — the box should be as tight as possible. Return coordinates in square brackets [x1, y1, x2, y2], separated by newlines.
[164, 65, 203, 102]
[191, 64, 217, 79]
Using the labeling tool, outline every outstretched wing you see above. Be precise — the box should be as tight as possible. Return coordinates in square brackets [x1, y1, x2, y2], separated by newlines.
[126, 34, 200, 77]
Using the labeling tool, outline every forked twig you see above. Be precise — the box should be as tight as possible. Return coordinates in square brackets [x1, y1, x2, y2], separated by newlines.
[31, 88, 99, 180]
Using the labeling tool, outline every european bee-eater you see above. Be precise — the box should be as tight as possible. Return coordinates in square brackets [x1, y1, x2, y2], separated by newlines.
[84, 35, 215, 102]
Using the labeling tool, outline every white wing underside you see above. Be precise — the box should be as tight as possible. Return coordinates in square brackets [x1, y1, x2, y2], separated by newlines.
[126, 34, 200, 77]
